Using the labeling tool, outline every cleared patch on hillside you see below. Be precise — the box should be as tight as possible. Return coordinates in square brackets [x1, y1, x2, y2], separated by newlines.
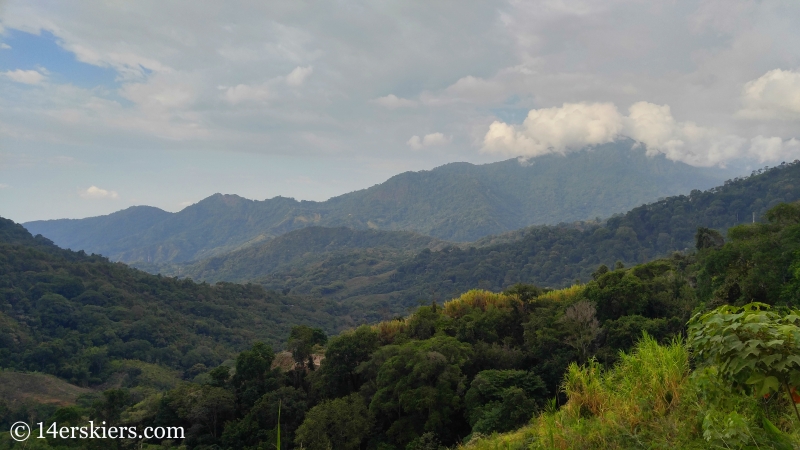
[0, 371, 92, 407]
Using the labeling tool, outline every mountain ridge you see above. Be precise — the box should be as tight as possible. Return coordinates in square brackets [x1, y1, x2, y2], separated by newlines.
[25, 141, 727, 264]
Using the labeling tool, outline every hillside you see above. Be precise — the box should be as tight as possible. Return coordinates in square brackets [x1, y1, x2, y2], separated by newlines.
[249, 162, 800, 322]
[0, 216, 349, 390]
[14, 201, 797, 449]
[145, 226, 448, 284]
[24, 141, 726, 264]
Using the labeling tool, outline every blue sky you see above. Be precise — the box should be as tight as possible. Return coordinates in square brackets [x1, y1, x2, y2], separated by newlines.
[2, 1, 800, 222]
[0, 29, 118, 89]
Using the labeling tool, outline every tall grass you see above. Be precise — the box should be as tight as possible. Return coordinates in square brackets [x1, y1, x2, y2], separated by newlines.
[527, 334, 692, 449]
[461, 334, 800, 449]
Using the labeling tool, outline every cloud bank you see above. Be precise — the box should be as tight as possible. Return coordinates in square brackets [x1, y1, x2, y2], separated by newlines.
[483, 99, 800, 167]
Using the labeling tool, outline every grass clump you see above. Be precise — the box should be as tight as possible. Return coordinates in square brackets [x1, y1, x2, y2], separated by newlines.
[464, 334, 800, 449]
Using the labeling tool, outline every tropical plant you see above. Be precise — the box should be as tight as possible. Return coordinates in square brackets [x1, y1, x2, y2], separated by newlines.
[688, 302, 800, 421]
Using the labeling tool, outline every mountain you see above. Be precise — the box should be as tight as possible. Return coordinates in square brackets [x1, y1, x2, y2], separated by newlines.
[24, 141, 726, 264]
[147, 226, 448, 284]
[241, 162, 800, 322]
[0, 215, 350, 388]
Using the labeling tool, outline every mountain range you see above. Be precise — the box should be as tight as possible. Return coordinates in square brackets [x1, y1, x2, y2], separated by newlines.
[167, 162, 800, 323]
[24, 141, 727, 265]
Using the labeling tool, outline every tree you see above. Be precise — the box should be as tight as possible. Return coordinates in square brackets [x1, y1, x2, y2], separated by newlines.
[464, 370, 547, 434]
[369, 336, 473, 447]
[231, 342, 279, 411]
[695, 227, 724, 250]
[169, 384, 235, 440]
[316, 325, 380, 397]
[559, 301, 602, 363]
[294, 393, 371, 450]
[222, 386, 307, 450]
[287, 325, 328, 371]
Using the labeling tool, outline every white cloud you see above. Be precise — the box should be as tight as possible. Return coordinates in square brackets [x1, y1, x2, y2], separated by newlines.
[748, 136, 800, 163]
[286, 66, 313, 86]
[80, 185, 119, 199]
[483, 102, 624, 157]
[483, 100, 800, 167]
[223, 83, 271, 104]
[407, 132, 452, 150]
[371, 94, 417, 109]
[0, 43, 10, 50]
[4, 69, 47, 85]
[0, 183, 9, 189]
[739, 69, 800, 120]
[624, 101, 746, 167]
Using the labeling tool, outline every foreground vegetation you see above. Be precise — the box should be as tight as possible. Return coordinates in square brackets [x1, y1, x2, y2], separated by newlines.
[4, 187, 800, 448]
[465, 334, 800, 449]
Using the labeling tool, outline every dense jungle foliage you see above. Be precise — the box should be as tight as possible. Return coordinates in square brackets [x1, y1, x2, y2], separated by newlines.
[7, 199, 800, 449]
[0, 182, 800, 450]
[0, 217, 349, 390]
[25, 143, 723, 264]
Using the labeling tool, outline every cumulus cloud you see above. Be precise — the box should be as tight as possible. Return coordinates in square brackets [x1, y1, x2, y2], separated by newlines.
[80, 185, 119, 199]
[484, 100, 800, 167]
[483, 102, 624, 157]
[371, 94, 417, 109]
[0, 43, 10, 50]
[407, 132, 452, 150]
[624, 101, 746, 167]
[4, 69, 47, 85]
[739, 69, 800, 120]
[748, 135, 800, 163]
[286, 66, 313, 86]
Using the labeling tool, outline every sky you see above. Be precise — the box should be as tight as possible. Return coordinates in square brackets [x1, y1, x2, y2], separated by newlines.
[2, 1, 800, 223]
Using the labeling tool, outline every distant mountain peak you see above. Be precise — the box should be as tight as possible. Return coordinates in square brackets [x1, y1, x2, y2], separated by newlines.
[24, 142, 731, 264]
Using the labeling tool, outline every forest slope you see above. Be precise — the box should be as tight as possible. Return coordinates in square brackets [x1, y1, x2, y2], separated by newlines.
[0, 217, 349, 388]
[246, 162, 800, 322]
[24, 142, 725, 264]
[142, 226, 448, 284]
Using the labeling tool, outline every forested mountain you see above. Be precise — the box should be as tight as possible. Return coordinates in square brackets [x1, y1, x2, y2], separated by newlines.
[7, 201, 800, 449]
[245, 162, 800, 322]
[0, 217, 349, 389]
[142, 226, 448, 284]
[24, 141, 725, 264]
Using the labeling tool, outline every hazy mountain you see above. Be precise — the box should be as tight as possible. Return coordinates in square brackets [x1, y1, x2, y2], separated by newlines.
[25, 141, 727, 264]
[146, 226, 448, 284]
[243, 162, 800, 322]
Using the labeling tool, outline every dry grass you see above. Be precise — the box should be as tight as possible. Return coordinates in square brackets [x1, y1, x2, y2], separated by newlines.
[0, 370, 92, 407]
